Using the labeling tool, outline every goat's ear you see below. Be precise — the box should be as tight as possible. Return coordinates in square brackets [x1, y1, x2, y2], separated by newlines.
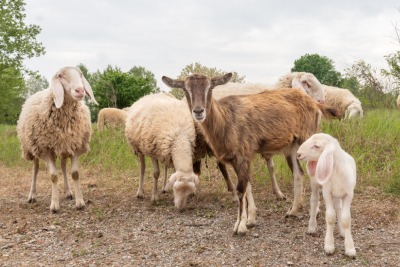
[82, 76, 98, 105]
[50, 74, 64, 108]
[162, 76, 185, 90]
[291, 77, 308, 93]
[164, 172, 177, 191]
[315, 143, 335, 185]
[211, 73, 232, 88]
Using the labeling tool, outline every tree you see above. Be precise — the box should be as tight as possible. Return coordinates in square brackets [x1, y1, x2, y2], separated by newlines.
[24, 74, 48, 98]
[170, 62, 246, 99]
[291, 54, 341, 86]
[0, 0, 46, 124]
[88, 65, 159, 121]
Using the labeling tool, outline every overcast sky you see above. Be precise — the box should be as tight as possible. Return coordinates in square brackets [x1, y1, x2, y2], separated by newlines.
[24, 0, 400, 91]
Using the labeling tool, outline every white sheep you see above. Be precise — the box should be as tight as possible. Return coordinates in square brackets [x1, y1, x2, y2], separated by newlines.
[125, 92, 199, 210]
[297, 133, 356, 257]
[97, 107, 128, 130]
[397, 94, 400, 110]
[323, 85, 363, 119]
[17, 66, 97, 212]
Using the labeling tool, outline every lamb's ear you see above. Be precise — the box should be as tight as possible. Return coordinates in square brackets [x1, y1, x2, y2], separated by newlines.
[162, 76, 185, 89]
[50, 74, 64, 108]
[82, 76, 98, 105]
[291, 77, 307, 93]
[211, 73, 232, 88]
[315, 143, 335, 185]
[164, 173, 177, 191]
[306, 161, 317, 177]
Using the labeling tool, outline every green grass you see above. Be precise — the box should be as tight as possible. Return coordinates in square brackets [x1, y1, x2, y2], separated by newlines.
[1, 109, 400, 195]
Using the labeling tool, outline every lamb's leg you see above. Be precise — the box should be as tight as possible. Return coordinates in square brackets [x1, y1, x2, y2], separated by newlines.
[46, 154, 60, 213]
[136, 153, 145, 199]
[27, 158, 39, 203]
[264, 157, 286, 200]
[285, 152, 304, 217]
[151, 158, 160, 202]
[162, 164, 168, 193]
[61, 157, 73, 200]
[333, 197, 343, 236]
[246, 182, 257, 228]
[307, 177, 320, 234]
[217, 161, 235, 193]
[71, 155, 85, 210]
[232, 158, 251, 235]
[341, 194, 356, 257]
[323, 191, 335, 255]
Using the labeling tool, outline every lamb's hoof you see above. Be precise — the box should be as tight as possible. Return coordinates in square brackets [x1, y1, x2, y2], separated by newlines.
[324, 245, 335, 255]
[345, 248, 356, 258]
[307, 227, 317, 235]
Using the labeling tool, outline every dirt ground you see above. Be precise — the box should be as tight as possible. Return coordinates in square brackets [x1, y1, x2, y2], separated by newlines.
[0, 164, 399, 267]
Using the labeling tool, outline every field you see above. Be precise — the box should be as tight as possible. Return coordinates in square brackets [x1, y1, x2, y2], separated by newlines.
[0, 109, 400, 266]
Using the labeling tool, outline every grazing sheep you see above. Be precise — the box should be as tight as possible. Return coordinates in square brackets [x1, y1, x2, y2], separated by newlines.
[397, 94, 400, 110]
[125, 92, 199, 210]
[162, 73, 339, 235]
[297, 133, 356, 257]
[17, 66, 97, 212]
[323, 85, 363, 119]
[97, 107, 128, 130]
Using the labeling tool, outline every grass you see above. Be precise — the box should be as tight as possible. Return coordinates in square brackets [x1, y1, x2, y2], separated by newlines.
[1, 108, 400, 196]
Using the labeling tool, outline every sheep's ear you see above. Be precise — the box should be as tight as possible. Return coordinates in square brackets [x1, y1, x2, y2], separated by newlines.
[315, 143, 335, 185]
[82, 76, 98, 105]
[164, 172, 177, 191]
[291, 77, 307, 93]
[211, 73, 232, 88]
[162, 76, 185, 89]
[50, 74, 64, 108]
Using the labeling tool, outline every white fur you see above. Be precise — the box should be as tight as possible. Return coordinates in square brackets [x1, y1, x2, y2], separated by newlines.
[323, 85, 363, 119]
[97, 108, 128, 130]
[297, 133, 356, 257]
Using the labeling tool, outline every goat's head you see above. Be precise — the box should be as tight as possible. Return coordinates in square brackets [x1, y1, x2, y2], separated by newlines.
[297, 133, 339, 184]
[291, 73, 325, 104]
[50, 66, 98, 108]
[162, 73, 232, 122]
[164, 170, 199, 210]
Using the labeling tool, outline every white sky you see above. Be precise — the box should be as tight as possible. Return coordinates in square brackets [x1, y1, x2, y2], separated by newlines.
[24, 0, 400, 91]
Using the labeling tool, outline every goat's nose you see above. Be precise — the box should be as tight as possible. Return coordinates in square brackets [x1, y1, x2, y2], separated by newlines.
[193, 108, 204, 115]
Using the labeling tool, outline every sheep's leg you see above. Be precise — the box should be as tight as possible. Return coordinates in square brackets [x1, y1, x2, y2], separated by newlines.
[136, 153, 145, 199]
[71, 155, 85, 210]
[246, 182, 257, 228]
[323, 191, 335, 255]
[264, 157, 286, 200]
[46, 154, 60, 213]
[307, 177, 320, 234]
[232, 158, 250, 235]
[162, 164, 168, 193]
[341, 194, 356, 257]
[285, 151, 304, 217]
[217, 161, 235, 193]
[27, 158, 39, 203]
[333, 197, 343, 236]
[61, 157, 73, 200]
[151, 158, 160, 202]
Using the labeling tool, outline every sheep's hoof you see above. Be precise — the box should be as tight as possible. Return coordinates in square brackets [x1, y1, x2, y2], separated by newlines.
[76, 204, 85, 210]
[50, 206, 60, 213]
[275, 192, 286, 200]
[246, 223, 256, 229]
[162, 190, 167, 194]
[27, 197, 36, 203]
[66, 194, 74, 200]
[136, 194, 144, 200]
[345, 248, 356, 258]
[285, 207, 301, 217]
[324, 245, 335, 255]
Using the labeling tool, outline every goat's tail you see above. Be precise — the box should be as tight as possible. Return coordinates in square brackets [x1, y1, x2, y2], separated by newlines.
[317, 103, 343, 120]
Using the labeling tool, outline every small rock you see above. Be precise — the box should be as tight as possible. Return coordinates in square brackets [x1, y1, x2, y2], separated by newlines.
[367, 226, 374, 230]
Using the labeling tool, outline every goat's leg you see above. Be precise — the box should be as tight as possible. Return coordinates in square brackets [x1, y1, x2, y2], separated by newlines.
[162, 164, 168, 193]
[27, 158, 39, 203]
[232, 158, 251, 235]
[151, 158, 160, 202]
[246, 182, 257, 228]
[46, 153, 60, 213]
[217, 161, 235, 193]
[307, 177, 320, 234]
[285, 151, 304, 217]
[341, 194, 356, 257]
[136, 153, 145, 199]
[323, 190, 336, 255]
[71, 155, 85, 209]
[61, 157, 73, 200]
[264, 156, 286, 200]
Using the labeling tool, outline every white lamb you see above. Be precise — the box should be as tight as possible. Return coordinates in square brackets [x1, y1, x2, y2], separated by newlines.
[17, 66, 97, 212]
[125, 92, 199, 210]
[297, 133, 356, 257]
[323, 85, 363, 119]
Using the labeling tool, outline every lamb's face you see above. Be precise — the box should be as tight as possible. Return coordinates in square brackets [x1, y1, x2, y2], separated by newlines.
[168, 171, 199, 210]
[297, 133, 330, 162]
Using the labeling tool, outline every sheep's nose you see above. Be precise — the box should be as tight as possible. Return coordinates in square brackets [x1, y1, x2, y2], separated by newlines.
[193, 108, 204, 115]
[296, 152, 302, 159]
[75, 87, 84, 94]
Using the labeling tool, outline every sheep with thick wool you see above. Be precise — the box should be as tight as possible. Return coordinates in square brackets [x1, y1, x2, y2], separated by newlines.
[17, 66, 97, 212]
[297, 133, 356, 257]
[323, 85, 363, 119]
[125, 92, 199, 210]
[97, 108, 128, 130]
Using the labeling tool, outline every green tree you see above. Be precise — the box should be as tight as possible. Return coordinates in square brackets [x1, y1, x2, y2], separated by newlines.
[88, 65, 159, 121]
[24, 74, 48, 98]
[291, 54, 341, 86]
[170, 62, 246, 99]
[0, 0, 45, 124]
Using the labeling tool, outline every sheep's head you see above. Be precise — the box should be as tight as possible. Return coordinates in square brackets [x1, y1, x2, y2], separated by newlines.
[297, 133, 338, 185]
[162, 73, 232, 122]
[50, 66, 98, 108]
[164, 170, 199, 210]
[291, 73, 325, 104]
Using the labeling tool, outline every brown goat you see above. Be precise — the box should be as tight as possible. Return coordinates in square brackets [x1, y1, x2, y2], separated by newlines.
[162, 73, 338, 235]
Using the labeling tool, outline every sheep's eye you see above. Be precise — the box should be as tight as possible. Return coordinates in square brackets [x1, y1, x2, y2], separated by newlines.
[312, 145, 320, 149]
